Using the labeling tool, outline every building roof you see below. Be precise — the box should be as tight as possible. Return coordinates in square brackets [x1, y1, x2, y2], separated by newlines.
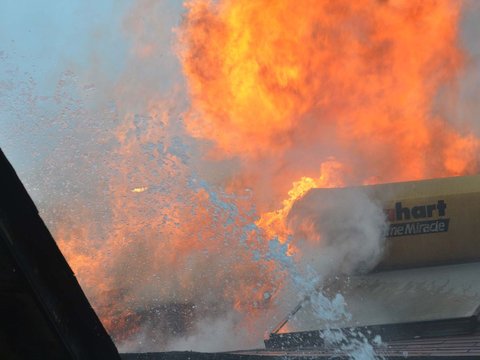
[263, 177, 480, 357]
[233, 328, 480, 358]
[0, 148, 119, 359]
[274, 262, 480, 333]
[121, 328, 480, 360]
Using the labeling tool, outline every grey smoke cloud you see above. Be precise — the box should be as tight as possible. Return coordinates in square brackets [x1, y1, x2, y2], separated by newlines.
[288, 187, 388, 277]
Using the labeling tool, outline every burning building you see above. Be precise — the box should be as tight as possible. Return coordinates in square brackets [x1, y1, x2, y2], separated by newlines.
[264, 176, 480, 357]
[2, 145, 480, 358]
[2, 0, 480, 359]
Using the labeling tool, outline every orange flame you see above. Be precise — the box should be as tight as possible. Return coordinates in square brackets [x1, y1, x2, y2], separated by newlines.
[176, 0, 479, 341]
[131, 186, 149, 193]
[256, 160, 346, 246]
[179, 0, 478, 184]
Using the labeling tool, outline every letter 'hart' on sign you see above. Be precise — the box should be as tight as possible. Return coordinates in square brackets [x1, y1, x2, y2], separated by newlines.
[389, 200, 447, 221]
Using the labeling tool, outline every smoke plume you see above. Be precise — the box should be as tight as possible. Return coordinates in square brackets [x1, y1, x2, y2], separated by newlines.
[288, 188, 387, 277]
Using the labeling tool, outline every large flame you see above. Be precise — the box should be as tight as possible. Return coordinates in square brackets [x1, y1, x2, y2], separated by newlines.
[179, 0, 479, 264]
[256, 159, 346, 246]
[54, 0, 480, 351]
[180, 0, 477, 184]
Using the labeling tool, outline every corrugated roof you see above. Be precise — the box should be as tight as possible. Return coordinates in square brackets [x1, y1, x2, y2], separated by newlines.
[238, 329, 480, 359]
[121, 329, 480, 359]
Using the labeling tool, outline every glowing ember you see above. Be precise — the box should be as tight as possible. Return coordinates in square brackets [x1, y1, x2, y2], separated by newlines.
[131, 186, 149, 193]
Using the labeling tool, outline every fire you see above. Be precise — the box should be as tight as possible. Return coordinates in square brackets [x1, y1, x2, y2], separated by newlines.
[176, 0, 479, 341]
[256, 160, 346, 245]
[53, 0, 480, 351]
[179, 0, 478, 184]
[131, 186, 149, 193]
[56, 101, 284, 347]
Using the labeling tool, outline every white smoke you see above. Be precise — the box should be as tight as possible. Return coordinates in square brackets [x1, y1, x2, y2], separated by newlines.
[264, 187, 389, 359]
[288, 187, 387, 277]
[165, 313, 253, 352]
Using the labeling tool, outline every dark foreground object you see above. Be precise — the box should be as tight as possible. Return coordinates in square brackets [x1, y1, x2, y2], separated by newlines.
[0, 149, 119, 359]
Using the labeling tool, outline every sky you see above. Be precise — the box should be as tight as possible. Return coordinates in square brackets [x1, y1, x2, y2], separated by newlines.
[0, 0, 183, 178]
[1, 0, 122, 168]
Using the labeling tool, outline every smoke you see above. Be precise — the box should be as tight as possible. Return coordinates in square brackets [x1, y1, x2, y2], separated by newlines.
[258, 187, 389, 359]
[166, 313, 253, 352]
[288, 187, 387, 277]
[435, 1, 480, 131]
